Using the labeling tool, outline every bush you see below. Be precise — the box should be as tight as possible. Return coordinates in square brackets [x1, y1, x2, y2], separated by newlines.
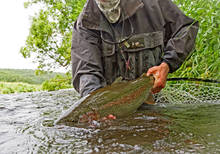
[0, 82, 41, 94]
[42, 73, 72, 91]
[2, 87, 15, 94]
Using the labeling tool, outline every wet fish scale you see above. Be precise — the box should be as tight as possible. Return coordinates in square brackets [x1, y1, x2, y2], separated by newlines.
[55, 74, 154, 126]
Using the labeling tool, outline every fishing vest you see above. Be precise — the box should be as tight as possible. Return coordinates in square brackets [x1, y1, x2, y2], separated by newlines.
[101, 31, 164, 84]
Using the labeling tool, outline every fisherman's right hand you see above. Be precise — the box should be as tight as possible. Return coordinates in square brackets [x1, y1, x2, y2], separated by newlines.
[146, 62, 170, 94]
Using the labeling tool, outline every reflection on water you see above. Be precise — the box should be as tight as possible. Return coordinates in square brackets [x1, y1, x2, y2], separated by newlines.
[0, 89, 220, 153]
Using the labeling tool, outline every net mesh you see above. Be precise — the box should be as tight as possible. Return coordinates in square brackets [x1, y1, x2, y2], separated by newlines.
[154, 79, 220, 104]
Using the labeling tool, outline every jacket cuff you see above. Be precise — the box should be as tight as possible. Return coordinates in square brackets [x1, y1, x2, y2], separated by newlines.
[79, 74, 103, 97]
[162, 58, 177, 73]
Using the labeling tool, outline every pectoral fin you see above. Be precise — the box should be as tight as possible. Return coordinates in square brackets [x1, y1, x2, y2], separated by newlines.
[144, 93, 155, 105]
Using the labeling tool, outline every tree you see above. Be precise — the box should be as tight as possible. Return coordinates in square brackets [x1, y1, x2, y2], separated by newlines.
[21, 0, 219, 80]
[20, 0, 86, 71]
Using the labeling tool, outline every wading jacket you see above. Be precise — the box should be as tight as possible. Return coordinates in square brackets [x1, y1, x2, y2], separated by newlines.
[71, 0, 199, 96]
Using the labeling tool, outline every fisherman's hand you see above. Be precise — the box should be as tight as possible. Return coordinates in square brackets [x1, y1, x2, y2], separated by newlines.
[146, 62, 170, 94]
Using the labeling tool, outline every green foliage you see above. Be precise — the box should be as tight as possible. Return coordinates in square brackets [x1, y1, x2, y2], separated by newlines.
[0, 69, 71, 94]
[171, 0, 220, 80]
[0, 69, 63, 84]
[21, 0, 219, 80]
[42, 73, 72, 91]
[20, 0, 86, 70]
[0, 82, 41, 94]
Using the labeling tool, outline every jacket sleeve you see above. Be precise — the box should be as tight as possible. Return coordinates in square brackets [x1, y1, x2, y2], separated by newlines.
[159, 0, 199, 72]
[71, 19, 106, 96]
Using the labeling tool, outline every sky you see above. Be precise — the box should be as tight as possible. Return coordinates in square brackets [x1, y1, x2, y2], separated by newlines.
[0, 0, 40, 70]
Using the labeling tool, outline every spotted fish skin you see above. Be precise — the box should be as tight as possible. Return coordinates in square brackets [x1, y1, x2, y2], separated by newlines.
[55, 74, 154, 126]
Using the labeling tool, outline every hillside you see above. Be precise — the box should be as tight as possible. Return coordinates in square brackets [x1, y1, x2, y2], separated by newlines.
[0, 68, 64, 84]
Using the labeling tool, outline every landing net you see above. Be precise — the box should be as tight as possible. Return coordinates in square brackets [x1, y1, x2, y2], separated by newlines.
[154, 78, 220, 104]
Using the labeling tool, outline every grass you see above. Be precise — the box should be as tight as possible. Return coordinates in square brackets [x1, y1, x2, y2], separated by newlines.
[171, 0, 220, 80]
[0, 82, 42, 94]
[0, 69, 72, 94]
[0, 68, 70, 94]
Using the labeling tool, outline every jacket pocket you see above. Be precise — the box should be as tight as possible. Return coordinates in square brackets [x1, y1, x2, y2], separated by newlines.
[119, 31, 163, 52]
[101, 42, 118, 84]
[102, 42, 115, 56]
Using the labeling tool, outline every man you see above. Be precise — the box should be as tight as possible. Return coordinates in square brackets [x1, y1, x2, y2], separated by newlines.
[71, 0, 199, 97]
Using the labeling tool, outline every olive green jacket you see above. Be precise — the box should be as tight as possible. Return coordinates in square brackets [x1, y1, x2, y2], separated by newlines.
[71, 0, 199, 96]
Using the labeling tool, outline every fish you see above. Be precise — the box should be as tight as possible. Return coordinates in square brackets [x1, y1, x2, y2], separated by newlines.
[55, 74, 154, 126]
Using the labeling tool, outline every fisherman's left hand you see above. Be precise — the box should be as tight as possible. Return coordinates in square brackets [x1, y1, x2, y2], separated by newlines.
[146, 62, 170, 94]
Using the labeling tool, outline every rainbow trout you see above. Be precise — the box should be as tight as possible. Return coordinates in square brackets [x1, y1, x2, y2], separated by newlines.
[55, 74, 154, 126]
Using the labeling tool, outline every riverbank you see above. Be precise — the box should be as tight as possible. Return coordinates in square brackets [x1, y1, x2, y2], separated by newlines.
[0, 69, 71, 94]
[0, 82, 41, 94]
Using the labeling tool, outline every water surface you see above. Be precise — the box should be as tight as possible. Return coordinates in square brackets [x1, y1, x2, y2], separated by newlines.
[0, 89, 219, 153]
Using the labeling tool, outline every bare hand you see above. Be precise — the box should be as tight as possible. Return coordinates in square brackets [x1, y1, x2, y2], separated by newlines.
[146, 62, 170, 94]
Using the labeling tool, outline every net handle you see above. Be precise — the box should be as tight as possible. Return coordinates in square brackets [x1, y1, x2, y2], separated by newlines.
[167, 78, 220, 83]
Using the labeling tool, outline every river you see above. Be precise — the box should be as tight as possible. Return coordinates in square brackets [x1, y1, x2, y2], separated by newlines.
[0, 88, 220, 153]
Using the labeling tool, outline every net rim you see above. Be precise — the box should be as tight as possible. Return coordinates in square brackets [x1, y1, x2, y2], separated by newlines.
[167, 78, 220, 84]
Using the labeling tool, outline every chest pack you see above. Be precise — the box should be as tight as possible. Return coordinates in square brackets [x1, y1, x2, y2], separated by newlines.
[101, 31, 164, 84]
